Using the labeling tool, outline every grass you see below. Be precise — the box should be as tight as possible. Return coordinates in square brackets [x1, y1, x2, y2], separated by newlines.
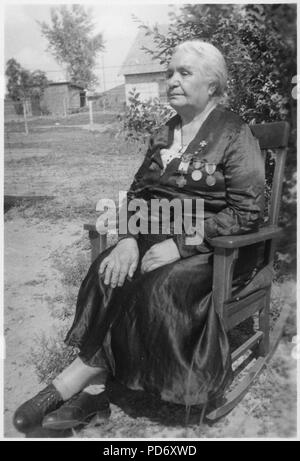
[5, 110, 119, 129]
[5, 121, 146, 223]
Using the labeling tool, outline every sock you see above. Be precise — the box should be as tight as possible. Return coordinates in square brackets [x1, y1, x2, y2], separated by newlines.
[52, 357, 107, 401]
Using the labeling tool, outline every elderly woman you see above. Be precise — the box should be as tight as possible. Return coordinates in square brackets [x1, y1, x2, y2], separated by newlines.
[13, 40, 265, 433]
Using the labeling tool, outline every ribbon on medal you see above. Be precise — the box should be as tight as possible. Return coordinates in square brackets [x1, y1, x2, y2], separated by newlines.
[176, 154, 192, 187]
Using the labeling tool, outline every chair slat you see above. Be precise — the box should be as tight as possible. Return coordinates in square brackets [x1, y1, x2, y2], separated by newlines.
[225, 289, 266, 330]
[231, 331, 264, 362]
[250, 121, 290, 149]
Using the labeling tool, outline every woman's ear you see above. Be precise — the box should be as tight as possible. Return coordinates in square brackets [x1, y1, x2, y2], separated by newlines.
[208, 82, 217, 97]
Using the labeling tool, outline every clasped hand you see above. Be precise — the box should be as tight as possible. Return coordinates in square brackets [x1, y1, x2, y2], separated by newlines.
[99, 238, 180, 288]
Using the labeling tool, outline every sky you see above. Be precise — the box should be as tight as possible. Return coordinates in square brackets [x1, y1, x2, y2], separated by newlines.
[4, 2, 181, 92]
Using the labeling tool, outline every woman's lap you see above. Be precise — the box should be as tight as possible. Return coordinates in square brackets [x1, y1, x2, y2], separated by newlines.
[64, 235, 262, 405]
[64, 238, 236, 405]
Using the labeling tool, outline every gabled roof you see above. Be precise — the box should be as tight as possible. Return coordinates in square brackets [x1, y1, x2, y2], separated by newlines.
[120, 26, 168, 76]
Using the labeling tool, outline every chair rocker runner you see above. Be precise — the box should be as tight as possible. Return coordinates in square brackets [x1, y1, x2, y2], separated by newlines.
[84, 120, 290, 422]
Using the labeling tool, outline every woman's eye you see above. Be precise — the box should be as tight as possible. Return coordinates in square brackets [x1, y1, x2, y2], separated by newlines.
[166, 69, 190, 79]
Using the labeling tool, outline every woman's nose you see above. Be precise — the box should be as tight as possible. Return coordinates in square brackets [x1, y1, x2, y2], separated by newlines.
[167, 74, 180, 88]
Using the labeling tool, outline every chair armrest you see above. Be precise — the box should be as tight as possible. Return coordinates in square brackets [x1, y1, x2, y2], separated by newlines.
[208, 225, 283, 249]
[84, 223, 97, 232]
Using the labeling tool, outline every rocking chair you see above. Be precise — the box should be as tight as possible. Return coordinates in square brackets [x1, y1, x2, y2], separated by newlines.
[83, 120, 290, 421]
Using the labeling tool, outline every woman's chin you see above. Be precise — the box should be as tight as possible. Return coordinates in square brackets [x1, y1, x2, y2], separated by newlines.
[168, 99, 185, 111]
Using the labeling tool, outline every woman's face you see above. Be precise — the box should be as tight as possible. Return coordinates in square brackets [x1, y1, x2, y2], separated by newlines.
[166, 48, 213, 115]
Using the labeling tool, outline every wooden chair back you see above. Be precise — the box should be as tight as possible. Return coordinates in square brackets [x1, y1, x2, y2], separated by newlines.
[250, 121, 290, 225]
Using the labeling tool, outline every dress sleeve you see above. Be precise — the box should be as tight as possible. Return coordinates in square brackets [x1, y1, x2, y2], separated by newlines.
[175, 123, 265, 258]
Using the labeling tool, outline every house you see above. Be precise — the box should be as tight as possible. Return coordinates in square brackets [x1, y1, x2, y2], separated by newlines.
[41, 81, 86, 116]
[88, 84, 126, 111]
[120, 27, 168, 105]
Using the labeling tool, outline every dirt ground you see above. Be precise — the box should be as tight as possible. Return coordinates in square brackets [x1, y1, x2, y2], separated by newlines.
[4, 117, 297, 439]
[4, 218, 83, 437]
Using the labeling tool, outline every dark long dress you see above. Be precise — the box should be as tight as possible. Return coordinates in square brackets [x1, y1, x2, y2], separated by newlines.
[65, 106, 265, 406]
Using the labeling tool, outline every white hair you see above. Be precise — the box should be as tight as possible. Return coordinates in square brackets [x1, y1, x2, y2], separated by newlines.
[174, 40, 228, 99]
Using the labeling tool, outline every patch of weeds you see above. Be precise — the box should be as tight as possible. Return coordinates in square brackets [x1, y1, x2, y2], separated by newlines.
[52, 251, 90, 287]
[28, 326, 78, 384]
[270, 278, 296, 338]
[23, 279, 41, 287]
[50, 287, 77, 321]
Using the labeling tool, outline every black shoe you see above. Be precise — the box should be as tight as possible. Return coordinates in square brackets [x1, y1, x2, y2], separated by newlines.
[13, 384, 64, 433]
[42, 391, 111, 430]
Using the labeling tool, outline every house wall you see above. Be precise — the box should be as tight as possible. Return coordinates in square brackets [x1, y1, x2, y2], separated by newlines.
[92, 85, 126, 111]
[125, 72, 167, 104]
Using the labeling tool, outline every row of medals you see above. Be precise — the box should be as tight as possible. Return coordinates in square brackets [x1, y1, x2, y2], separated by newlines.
[175, 150, 217, 188]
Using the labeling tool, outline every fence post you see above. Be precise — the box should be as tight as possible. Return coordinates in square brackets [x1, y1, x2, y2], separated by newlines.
[89, 100, 94, 129]
[26, 99, 32, 116]
[23, 101, 28, 135]
[63, 97, 67, 118]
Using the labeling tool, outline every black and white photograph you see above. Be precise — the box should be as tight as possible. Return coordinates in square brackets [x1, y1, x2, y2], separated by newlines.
[2, 0, 298, 440]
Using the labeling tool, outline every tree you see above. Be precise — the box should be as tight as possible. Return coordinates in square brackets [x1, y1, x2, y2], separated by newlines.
[38, 5, 104, 89]
[6, 58, 25, 101]
[5, 58, 48, 108]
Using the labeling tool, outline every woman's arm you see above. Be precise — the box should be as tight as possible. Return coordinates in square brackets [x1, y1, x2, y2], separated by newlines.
[99, 139, 155, 287]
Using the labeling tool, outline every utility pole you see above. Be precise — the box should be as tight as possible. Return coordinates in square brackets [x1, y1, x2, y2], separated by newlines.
[88, 99, 94, 128]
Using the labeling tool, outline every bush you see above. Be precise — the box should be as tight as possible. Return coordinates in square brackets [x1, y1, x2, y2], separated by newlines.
[123, 89, 174, 140]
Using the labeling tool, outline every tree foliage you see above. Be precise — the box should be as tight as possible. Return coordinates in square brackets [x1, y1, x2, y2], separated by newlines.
[38, 5, 104, 89]
[5, 58, 48, 101]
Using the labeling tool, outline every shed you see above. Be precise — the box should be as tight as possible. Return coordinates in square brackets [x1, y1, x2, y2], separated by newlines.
[41, 81, 86, 116]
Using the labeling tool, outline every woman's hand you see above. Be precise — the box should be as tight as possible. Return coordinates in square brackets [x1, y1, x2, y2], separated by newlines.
[99, 238, 139, 288]
[141, 239, 180, 274]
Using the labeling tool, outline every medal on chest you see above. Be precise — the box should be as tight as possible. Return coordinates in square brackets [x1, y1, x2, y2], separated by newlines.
[176, 175, 187, 187]
[206, 175, 216, 186]
[176, 153, 192, 187]
[205, 163, 217, 186]
[191, 169, 203, 181]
